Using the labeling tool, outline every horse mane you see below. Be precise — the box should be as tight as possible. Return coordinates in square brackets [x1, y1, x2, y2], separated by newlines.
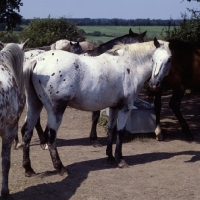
[0, 43, 24, 91]
[108, 40, 170, 61]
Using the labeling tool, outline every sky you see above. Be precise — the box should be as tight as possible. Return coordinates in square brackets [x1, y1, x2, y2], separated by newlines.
[19, 0, 199, 20]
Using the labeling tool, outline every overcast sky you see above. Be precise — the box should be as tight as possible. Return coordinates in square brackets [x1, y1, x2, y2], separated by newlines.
[19, 0, 198, 20]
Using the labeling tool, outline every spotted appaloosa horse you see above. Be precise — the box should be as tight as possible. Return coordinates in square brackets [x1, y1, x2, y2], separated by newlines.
[70, 28, 147, 147]
[21, 38, 171, 176]
[0, 39, 28, 200]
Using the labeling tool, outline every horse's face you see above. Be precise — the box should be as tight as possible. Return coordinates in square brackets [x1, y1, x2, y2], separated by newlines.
[149, 38, 171, 91]
[70, 42, 83, 55]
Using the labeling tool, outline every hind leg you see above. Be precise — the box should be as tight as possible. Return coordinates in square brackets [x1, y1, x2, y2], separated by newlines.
[21, 100, 43, 177]
[1, 126, 17, 200]
[89, 111, 102, 147]
[44, 108, 68, 175]
[35, 116, 48, 150]
[13, 133, 23, 150]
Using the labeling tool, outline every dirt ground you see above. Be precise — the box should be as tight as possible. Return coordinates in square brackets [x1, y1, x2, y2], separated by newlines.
[1, 90, 200, 200]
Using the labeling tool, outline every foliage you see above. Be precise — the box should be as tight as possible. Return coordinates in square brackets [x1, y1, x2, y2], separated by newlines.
[0, 0, 23, 31]
[0, 31, 19, 43]
[19, 17, 85, 48]
[161, 9, 200, 42]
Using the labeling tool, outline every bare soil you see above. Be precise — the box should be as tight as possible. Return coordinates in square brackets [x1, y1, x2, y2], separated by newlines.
[1, 90, 200, 200]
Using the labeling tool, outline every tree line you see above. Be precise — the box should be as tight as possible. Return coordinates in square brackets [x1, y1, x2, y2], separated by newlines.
[21, 18, 181, 27]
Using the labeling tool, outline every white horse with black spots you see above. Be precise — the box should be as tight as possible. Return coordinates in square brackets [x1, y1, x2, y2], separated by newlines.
[21, 38, 172, 177]
[0, 39, 28, 200]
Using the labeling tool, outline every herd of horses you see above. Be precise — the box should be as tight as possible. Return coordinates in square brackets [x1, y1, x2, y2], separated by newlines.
[0, 28, 200, 199]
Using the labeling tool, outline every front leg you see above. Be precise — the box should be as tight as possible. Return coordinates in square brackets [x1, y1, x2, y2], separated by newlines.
[106, 108, 118, 165]
[169, 87, 194, 141]
[89, 111, 102, 147]
[114, 107, 131, 168]
[153, 89, 164, 141]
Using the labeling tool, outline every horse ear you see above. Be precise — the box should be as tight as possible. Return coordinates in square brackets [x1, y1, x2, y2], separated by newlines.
[141, 30, 147, 37]
[129, 28, 134, 34]
[154, 37, 160, 48]
[0, 41, 5, 49]
[21, 38, 29, 50]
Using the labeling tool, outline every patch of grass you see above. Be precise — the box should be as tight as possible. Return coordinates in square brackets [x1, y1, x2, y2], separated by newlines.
[78, 26, 166, 43]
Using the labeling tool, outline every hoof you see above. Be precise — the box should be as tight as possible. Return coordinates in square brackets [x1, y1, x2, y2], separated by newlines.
[1, 193, 14, 200]
[40, 143, 48, 150]
[92, 140, 102, 147]
[25, 169, 36, 177]
[60, 166, 69, 176]
[13, 141, 23, 150]
[106, 156, 116, 166]
[156, 135, 164, 141]
[155, 125, 163, 141]
[117, 159, 129, 168]
[185, 134, 194, 141]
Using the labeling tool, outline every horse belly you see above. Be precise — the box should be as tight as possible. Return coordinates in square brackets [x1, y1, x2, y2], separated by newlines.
[0, 87, 25, 129]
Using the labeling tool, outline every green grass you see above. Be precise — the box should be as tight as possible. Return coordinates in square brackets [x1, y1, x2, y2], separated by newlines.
[78, 26, 166, 43]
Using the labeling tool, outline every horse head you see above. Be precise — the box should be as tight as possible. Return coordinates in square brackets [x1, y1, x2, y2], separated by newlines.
[70, 41, 84, 54]
[149, 37, 172, 91]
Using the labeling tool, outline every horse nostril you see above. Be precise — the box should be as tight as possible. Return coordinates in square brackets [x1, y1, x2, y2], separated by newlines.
[156, 81, 160, 87]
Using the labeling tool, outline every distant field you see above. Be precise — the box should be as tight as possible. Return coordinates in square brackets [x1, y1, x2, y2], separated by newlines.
[78, 26, 166, 43]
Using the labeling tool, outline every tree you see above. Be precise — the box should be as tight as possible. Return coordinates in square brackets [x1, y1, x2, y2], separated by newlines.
[19, 17, 85, 48]
[0, 0, 23, 31]
[161, 9, 200, 42]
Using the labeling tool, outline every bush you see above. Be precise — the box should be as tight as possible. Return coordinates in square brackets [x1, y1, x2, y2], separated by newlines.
[19, 17, 85, 48]
[0, 31, 19, 43]
[161, 9, 200, 42]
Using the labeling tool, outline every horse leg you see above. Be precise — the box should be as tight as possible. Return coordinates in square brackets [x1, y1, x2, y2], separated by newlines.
[106, 108, 118, 165]
[1, 126, 17, 200]
[34, 116, 48, 150]
[153, 89, 164, 141]
[114, 108, 131, 168]
[44, 110, 68, 176]
[89, 111, 102, 147]
[169, 88, 194, 141]
[13, 133, 23, 150]
[21, 100, 43, 177]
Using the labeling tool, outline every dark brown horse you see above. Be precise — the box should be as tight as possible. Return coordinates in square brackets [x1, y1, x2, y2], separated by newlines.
[149, 39, 200, 141]
[70, 28, 147, 146]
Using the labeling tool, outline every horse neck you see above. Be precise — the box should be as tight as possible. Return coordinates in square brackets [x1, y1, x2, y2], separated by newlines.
[128, 42, 157, 85]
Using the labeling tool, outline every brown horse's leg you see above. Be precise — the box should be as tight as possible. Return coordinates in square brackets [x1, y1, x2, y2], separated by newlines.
[169, 88, 194, 141]
[35, 116, 48, 150]
[13, 134, 23, 150]
[153, 89, 164, 141]
[89, 111, 102, 147]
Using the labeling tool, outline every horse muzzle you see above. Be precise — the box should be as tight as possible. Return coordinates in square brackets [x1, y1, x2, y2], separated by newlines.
[149, 79, 161, 92]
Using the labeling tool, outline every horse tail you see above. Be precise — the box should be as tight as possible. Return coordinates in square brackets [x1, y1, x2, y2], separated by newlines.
[23, 59, 38, 99]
